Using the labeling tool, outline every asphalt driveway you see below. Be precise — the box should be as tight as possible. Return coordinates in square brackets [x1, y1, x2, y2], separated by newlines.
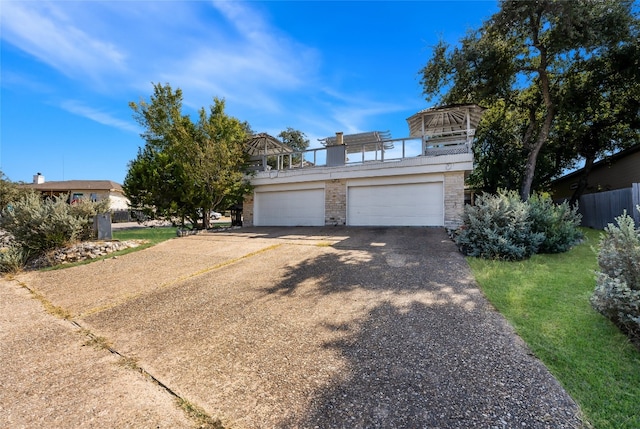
[2, 227, 583, 428]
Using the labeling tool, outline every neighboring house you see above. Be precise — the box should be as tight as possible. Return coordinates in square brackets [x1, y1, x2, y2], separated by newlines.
[26, 173, 129, 210]
[552, 144, 640, 201]
[243, 104, 485, 228]
[551, 144, 640, 229]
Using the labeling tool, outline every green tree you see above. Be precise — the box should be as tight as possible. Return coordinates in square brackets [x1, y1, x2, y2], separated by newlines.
[278, 127, 309, 152]
[125, 83, 252, 229]
[420, 0, 636, 199]
[554, 37, 640, 205]
[467, 100, 526, 193]
[278, 127, 310, 168]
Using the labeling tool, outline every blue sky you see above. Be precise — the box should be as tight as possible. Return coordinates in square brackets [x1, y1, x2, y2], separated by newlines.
[1, 1, 498, 184]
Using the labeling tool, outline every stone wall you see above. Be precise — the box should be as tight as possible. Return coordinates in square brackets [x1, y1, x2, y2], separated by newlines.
[243, 194, 255, 227]
[444, 171, 465, 228]
[325, 179, 347, 225]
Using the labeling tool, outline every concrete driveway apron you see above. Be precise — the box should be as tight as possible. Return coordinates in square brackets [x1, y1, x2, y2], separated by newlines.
[6, 227, 583, 428]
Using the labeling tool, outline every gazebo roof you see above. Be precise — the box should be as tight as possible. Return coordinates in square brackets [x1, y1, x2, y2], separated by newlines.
[245, 133, 294, 156]
[406, 104, 486, 137]
[319, 131, 393, 153]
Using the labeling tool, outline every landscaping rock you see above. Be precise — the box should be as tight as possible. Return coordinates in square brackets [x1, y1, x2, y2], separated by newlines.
[29, 240, 143, 268]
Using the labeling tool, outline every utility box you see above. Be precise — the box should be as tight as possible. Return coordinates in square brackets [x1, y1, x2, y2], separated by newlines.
[94, 213, 112, 240]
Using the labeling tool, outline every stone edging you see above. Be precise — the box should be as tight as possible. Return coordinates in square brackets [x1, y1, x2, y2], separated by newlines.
[30, 240, 144, 268]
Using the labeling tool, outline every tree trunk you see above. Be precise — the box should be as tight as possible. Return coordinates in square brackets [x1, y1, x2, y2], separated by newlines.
[569, 155, 596, 206]
[521, 39, 554, 201]
[520, 109, 554, 200]
[203, 210, 210, 230]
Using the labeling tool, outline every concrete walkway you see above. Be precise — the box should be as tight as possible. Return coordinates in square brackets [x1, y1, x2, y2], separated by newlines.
[1, 227, 584, 428]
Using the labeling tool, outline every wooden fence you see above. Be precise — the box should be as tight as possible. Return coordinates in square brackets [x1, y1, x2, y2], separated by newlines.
[111, 209, 133, 223]
[578, 183, 640, 229]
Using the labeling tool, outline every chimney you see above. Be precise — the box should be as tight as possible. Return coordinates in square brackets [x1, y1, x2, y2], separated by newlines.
[335, 131, 344, 146]
[33, 172, 45, 184]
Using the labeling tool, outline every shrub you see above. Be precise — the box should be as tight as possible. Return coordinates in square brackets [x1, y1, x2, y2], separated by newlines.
[456, 189, 544, 260]
[69, 198, 110, 241]
[528, 193, 583, 253]
[0, 244, 29, 273]
[0, 170, 33, 210]
[590, 208, 640, 344]
[0, 193, 107, 255]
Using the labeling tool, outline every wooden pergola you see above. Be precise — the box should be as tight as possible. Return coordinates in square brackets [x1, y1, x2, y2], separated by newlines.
[319, 131, 393, 154]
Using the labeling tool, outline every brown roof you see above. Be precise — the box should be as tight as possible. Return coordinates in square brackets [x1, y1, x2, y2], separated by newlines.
[26, 180, 124, 193]
[553, 143, 640, 183]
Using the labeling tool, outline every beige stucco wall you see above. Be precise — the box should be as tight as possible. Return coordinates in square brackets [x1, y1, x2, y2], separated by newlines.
[66, 189, 129, 211]
[108, 193, 130, 210]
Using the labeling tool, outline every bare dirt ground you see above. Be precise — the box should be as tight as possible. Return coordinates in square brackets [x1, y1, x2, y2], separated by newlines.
[1, 227, 584, 428]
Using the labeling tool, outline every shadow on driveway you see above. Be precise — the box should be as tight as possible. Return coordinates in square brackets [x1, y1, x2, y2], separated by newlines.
[249, 227, 583, 428]
[9, 227, 583, 428]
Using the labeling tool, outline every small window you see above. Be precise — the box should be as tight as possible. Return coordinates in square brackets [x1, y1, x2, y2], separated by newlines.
[71, 193, 84, 203]
[90, 193, 98, 202]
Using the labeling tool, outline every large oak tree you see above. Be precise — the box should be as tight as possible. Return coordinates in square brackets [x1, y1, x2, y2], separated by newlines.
[420, 0, 637, 199]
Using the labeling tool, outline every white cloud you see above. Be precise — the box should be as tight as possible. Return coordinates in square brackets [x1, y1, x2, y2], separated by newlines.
[2, 1, 402, 140]
[1, 1, 127, 83]
[120, 1, 321, 118]
[60, 100, 139, 133]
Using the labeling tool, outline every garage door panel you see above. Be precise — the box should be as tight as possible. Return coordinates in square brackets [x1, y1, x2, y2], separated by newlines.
[255, 188, 324, 226]
[348, 182, 443, 226]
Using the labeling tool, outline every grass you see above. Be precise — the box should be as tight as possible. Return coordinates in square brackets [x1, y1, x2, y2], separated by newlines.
[35, 226, 178, 271]
[467, 228, 640, 429]
[112, 225, 178, 246]
[82, 333, 113, 351]
[35, 226, 177, 271]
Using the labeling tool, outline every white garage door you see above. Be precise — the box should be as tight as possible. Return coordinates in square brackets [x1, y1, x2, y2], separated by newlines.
[348, 182, 443, 226]
[255, 188, 325, 226]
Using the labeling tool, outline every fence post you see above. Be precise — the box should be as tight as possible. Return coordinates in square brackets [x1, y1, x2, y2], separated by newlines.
[632, 183, 640, 225]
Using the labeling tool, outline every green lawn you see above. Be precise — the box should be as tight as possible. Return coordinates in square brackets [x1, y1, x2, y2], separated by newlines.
[467, 228, 640, 429]
[112, 225, 178, 246]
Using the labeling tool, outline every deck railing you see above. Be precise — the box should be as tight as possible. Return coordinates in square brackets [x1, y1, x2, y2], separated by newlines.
[248, 134, 473, 172]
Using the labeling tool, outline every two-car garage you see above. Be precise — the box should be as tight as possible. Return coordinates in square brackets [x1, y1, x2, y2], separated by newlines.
[252, 176, 444, 227]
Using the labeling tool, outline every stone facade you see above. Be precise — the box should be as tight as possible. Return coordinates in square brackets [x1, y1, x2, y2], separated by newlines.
[243, 194, 255, 227]
[443, 171, 465, 229]
[243, 173, 467, 228]
[244, 153, 473, 228]
[324, 179, 347, 226]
